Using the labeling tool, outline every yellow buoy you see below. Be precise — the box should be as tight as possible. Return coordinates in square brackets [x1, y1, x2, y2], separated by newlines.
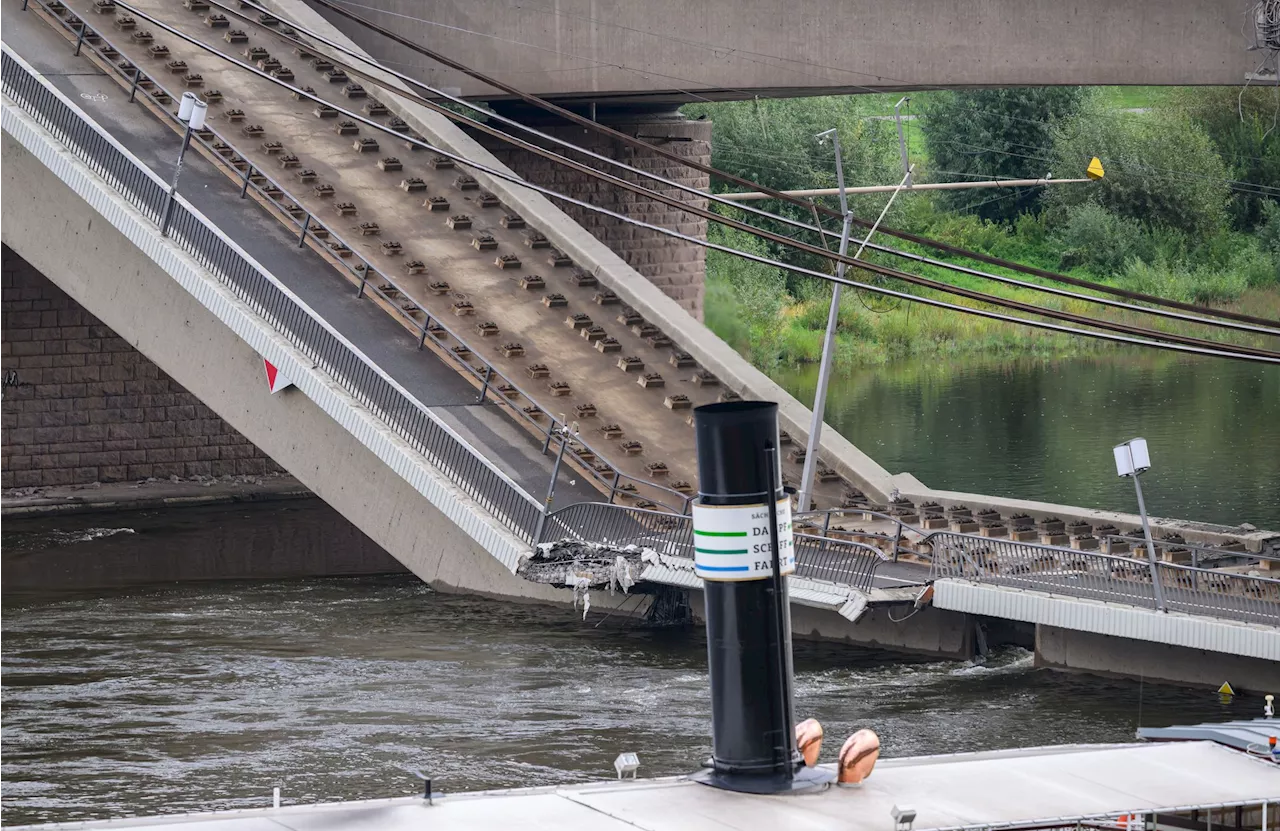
[1218, 681, 1236, 696]
[1086, 157, 1106, 180]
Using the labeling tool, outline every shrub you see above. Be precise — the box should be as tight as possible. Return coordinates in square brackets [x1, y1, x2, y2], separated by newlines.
[920, 87, 1087, 222]
[1046, 104, 1230, 237]
[1174, 87, 1280, 232]
[1259, 200, 1280, 259]
[703, 223, 791, 367]
[1117, 257, 1250, 305]
[1052, 203, 1150, 276]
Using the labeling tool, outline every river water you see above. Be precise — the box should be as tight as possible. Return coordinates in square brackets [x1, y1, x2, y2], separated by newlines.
[2, 574, 1257, 826]
[779, 351, 1280, 529]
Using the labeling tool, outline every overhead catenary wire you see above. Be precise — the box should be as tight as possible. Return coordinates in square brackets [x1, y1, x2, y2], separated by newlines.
[152, 2, 1280, 356]
[106, 1, 1280, 364]
[295, 0, 1280, 331]
[324, 1, 1280, 200]
[129, 0, 1280, 353]
[186, 0, 1280, 340]
[329, 0, 1280, 210]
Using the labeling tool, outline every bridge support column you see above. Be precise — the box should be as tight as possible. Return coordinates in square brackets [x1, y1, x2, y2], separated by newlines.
[1, 245, 283, 487]
[472, 108, 711, 320]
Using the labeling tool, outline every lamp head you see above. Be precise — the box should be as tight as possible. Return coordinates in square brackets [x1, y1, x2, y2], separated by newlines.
[188, 99, 208, 131]
[178, 91, 198, 122]
[1113, 438, 1151, 478]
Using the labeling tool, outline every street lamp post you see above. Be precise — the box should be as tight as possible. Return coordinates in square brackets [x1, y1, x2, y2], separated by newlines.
[1113, 437, 1166, 612]
[160, 91, 207, 238]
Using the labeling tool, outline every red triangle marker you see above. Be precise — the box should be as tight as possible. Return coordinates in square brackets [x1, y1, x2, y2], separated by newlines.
[263, 358, 293, 394]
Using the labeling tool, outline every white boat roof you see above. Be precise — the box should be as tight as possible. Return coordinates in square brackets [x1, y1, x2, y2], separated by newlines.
[14, 741, 1280, 831]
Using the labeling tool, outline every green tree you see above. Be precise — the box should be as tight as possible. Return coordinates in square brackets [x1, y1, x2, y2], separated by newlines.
[1173, 86, 1280, 232]
[919, 87, 1086, 221]
[1046, 103, 1230, 237]
[683, 96, 901, 292]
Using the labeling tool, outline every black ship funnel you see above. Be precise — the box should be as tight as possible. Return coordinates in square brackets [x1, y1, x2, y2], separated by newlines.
[691, 401, 833, 794]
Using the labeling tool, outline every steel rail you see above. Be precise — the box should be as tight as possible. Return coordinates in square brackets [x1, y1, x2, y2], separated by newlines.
[23, 0, 697, 516]
[204, 0, 1280, 339]
[87, 2, 1280, 363]
[537, 501, 889, 591]
[1, 41, 553, 539]
[297, 0, 1280, 331]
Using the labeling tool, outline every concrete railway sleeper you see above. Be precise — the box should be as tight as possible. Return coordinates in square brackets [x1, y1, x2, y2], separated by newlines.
[130, 0, 1280, 349]
[2, 45, 552, 542]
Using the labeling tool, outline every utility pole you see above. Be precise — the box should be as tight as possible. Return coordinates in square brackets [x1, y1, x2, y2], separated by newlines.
[894, 96, 912, 187]
[798, 128, 914, 510]
[797, 128, 851, 513]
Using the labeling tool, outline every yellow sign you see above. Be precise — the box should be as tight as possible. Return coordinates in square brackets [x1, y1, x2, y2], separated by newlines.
[1087, 157, 1106, 180]
[1218, 681, 1236, 696]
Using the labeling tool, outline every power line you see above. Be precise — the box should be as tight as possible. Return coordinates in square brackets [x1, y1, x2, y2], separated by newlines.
[115, 0, 1280, 354]
[215, 0, 1280, 353]
[299, 0, 1280, 330]
[340, 0, 1280, 172]
[924, 133, 1280, 198]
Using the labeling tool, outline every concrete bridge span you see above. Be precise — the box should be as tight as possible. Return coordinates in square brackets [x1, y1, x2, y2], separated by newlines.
[316, 0, 1266, 107]
[3, 2, 1278, 690]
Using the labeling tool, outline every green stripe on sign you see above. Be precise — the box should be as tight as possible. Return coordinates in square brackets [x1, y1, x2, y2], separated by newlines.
[693, 529, 748, 537]
[695, 547, 749, 555]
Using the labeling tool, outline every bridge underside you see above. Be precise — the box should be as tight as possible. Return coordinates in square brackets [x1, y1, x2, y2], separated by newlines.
[314, 0, 1264, 107]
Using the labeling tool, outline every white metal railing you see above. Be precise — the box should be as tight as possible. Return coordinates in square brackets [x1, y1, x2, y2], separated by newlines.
[2, 42, 546, 540]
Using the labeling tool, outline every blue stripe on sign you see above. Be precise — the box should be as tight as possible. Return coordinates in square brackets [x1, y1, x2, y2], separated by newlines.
[698, 564, 751, 572]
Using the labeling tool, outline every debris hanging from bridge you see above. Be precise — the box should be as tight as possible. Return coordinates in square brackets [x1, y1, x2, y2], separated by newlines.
[518, 540, 695, 618]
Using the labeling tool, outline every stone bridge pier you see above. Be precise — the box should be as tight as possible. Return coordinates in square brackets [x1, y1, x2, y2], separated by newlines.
[470, 108, 712, 320]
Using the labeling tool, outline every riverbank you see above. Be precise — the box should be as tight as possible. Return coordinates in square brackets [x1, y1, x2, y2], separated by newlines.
[726, 284, 1280, 369]
[704, 214, 1280, 371]
[693, 84, 1280, 371]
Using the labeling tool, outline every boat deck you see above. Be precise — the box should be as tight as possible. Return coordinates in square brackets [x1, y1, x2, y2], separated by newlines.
[14, 741, 1277, 831]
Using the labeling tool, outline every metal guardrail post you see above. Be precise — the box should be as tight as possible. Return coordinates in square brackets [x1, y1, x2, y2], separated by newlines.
[476, 365, 493, 403]
[417, 318, 430, 350]
[607, 473, 620, 505]
[73, 22, 86, 56]
[297, 212, 310, 247]
[240, 164, 253, 198]
[128, 67, 140, 102]
[356, 265, 369, 298]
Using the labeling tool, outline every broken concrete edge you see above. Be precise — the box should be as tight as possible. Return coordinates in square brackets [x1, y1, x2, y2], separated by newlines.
[261, 0, 897, 497]
[251, 3, 1277, 545]
[1, 475, 314, 517]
